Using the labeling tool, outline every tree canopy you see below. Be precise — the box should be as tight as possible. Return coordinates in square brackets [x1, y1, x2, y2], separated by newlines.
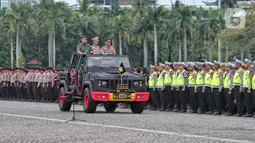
[0, 0, 254, 69]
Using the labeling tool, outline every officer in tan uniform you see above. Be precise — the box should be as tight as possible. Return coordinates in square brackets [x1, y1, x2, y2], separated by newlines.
[90, 37, 101, 54]
[34, 69, 42, 102]
[101, 39, 116, 55]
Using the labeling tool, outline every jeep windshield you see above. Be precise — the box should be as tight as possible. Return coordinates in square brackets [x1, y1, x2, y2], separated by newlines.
[87, 56, 132, 69]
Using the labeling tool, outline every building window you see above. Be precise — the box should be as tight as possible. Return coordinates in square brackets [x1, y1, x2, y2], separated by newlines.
[90, 0, 104, 4]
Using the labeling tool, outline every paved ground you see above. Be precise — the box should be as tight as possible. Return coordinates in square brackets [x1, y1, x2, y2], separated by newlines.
[0, 101, 254, 143]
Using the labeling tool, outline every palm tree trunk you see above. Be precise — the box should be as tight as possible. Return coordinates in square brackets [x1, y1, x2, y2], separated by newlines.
[154, 24, 157, 65]
[16, 31, 19, 67]
[225, 46, 229, 62]
[183, 28, 187, 62]
[166, 38, 169, 61]
[217, 40, 221, 62]
[143, 32, 148, 68]
[241, 50, 244, 61]
[178, 40, 182, 62]
[119, 31, 122, 55]
[52, 31, 56, 69]
[208, 41, 212, 62]
[10, 36, 14, 69]
[48, 33, 53, 68]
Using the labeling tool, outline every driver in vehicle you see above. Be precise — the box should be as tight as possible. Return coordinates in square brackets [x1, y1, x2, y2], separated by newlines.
[100, 39, 116, 55]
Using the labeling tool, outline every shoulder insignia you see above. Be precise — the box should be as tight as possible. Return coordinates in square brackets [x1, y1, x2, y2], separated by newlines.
[170, 71, 174, 75]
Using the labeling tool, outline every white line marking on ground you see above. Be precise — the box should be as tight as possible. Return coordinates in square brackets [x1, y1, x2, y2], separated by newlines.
[0, 112, 254, 143]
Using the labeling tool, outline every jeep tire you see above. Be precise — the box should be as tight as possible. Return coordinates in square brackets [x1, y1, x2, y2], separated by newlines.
[58, 87, 72, 111]
[83, 88, 97, 113]
[131, 102, 145, 114]
[104, 102, 117, 112]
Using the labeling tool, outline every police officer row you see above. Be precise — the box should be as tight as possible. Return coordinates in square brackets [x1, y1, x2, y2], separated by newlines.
[0, 68, 59, 102]
[148, 59, 255, 117]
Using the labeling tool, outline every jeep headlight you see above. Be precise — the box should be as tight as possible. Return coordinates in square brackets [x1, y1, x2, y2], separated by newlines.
[134, 81, 139, 87]
[102, 81, 107, 87]
[98, 80, 107, 87]
[134, 81, 143, 87]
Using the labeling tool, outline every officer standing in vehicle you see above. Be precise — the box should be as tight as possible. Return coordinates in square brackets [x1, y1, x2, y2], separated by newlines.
[90, 37, 101, 54]
[148, 65, 158, 111]
[101, 39, 116, 55]
[77, 37, 91, 55]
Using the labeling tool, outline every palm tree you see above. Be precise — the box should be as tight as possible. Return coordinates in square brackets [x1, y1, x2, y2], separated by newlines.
[148, 5, 168, 65]
[4, 3, 32, 68]
[132, 0, 152, 68]
[38, 0, 70, 69]
[199, 8, 219, 61]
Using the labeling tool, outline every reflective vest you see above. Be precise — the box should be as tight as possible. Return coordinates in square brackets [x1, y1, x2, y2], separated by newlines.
[148, 72, 157, 88]
[196, 71, 204, 87]
[205, 70, 213, 87]
[172, 70, 179, 87]
[164, 69, 172, 85]
[211, 70, 221, 88]
[223, 72, 231, 89]
[233, 68, 242, 86]
[156, 70, 166, 88]
[252, 74, 255, 90]
[188, 71, 196, 87]
[243, 70, 251, 88]
[177, 70, 186, 86]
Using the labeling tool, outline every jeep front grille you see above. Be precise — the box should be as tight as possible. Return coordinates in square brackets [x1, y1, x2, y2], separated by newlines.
[109, 80, 132, 89]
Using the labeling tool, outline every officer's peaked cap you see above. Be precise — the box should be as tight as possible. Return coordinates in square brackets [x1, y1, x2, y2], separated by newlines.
[235, 59, 243, 64]
[159, 63, 165, 66]
[92, 37, 99, 41]
[150, 64, 156, 68]
[244, 58, 252, 64]
[165, 61, 172, 66]
[214, 60, 221, 65]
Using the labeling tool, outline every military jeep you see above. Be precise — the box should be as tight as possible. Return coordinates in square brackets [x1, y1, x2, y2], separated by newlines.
[58, 54, 149, 113]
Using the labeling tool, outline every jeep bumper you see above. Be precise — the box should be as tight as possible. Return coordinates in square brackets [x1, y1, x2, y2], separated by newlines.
[91, 92, 149, 102]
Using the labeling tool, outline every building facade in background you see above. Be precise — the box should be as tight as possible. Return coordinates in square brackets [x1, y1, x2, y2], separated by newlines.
[0, 0, 39, 8]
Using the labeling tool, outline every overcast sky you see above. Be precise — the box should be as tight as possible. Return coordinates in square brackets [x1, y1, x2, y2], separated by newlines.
[55, 0, 209, 6]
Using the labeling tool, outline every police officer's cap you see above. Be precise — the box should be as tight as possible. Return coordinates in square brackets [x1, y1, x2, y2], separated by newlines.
[235, 59, 243, 64]
[81, 36, 87, 40]
[159, 63, 165, 67]
[225, 63, 231, 67]
[92, 37, 99, 41]
[230, 63, 236, 69]
[150, 64, 156, 68]
[165, 61, 172, 66]
[179, 62, 185, 66]
[196, 62, 204, 66]
[105, 39, 111, 42]
[188, 62, 195, 67]
[244, 58, 252, 64]
[214, 60, 221, 66]
[205, 61, 214, 66]
[220, 62, 225, 67]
